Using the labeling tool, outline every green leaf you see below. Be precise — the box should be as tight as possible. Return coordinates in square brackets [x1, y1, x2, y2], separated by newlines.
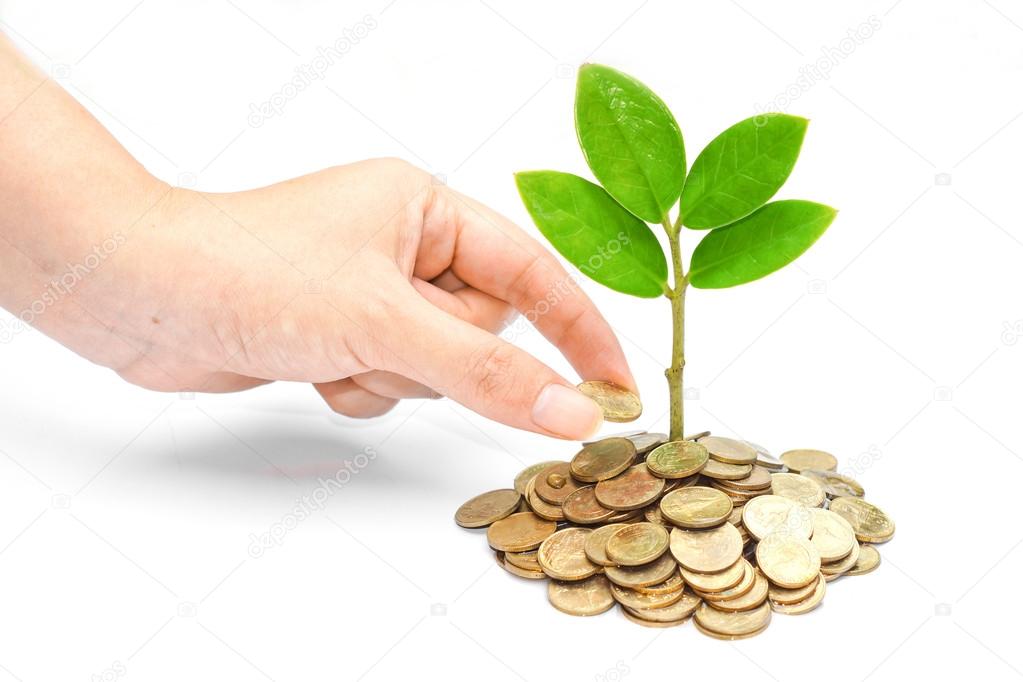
[688, 200, 836, 289]
[515, 170, 668, 298]
[574, 64, 685, 223]
[679, 114, 808, 230]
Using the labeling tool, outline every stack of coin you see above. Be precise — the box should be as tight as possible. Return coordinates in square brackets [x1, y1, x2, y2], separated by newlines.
[455, 422, 895, 636]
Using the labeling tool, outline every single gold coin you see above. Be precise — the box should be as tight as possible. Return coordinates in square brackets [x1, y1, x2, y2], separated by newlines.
[698, 436, 758, 465]
[604, 552, 677, 588]
[756, 532, 821, 589]
[562, 486, 616, 525]
[701, 459, 753, 481]
[679, 556, 746, 593]
[697, 560, 755, 601]
[631, 572, 683, 595]
[695, 600, 772, 637]
[810, 508, 857, 562]
[829, 497, 895, 543]
[645, 441, 709, 479]
[537, 527, 600, 581]
[625, 589, 702, 622]
[643, 504, 666, 526]
[780, 448, 838, 473]
[771, 572, 826, 614]
[504, 549, 541, 572]
[771, 472, 826, 507]
[800, 469, 865, 498]
[628, 432, 668, 456]
[548, 574, 615, 616]
[577, 380, 642, 423]
[513, 460, 563, 495]
[659, 486, 732, 529]
[570, 437, 637, 483]
[821, 539, 860, 577]
[669, 523, 743, 573]
[533, 462, 582, 505]
[694, 619, 769, 640]
[455, 488, 522, 528]
[711, 569, 769, 612]
[501, 558, 547, 580]
[713, 465, 772, 491]
[583, 523, 630, 567]
[768, 574, 819, 604]
[609, 581, 684, 610]
[595, 464, 666, 511]
[741, 495, 813, 541]
[487, 512, 557, 552]
[621, 607, 688, 628]
[605, 523, 670, 566]
[847, 544, 881, 576]
[525, 475, 565, 521]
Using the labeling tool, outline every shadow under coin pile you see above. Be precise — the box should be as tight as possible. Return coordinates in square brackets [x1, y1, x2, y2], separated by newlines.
[455, 430, 895, 637]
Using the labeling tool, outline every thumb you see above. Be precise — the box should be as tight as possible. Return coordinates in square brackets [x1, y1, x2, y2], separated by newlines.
[378, 297, 605, 440]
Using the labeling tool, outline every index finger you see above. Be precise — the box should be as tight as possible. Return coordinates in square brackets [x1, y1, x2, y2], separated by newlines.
[425, 186, 637, 393]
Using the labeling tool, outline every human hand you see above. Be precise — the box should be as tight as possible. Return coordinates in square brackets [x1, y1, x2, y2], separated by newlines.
[76, 158, 635, 439]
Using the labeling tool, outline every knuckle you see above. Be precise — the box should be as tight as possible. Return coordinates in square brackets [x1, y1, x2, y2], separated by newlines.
[466, 342, 520, 406]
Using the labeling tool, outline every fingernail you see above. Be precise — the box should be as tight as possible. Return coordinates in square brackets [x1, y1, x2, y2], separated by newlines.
[532, 384, 604, 439]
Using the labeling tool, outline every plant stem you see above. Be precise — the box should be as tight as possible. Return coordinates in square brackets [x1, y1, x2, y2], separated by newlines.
[662, 218, 688, 441]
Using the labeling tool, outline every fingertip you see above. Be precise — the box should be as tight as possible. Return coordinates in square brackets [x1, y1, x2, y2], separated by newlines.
[531, 383, 605, 440]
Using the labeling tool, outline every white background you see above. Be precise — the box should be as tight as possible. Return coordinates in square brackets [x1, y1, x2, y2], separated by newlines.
[0, 1, 1020, 680]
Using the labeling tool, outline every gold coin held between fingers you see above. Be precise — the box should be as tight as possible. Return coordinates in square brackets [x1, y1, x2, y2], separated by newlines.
[771, 472, 826, 507]
[513, 461, 563, 496]
[645, 441, 709, 479]
[741, 494, 814, 541]
[810, 508, 857, 562]
[847, 544, 881, 576]
[577, 380, 642, 423]
[605, 523, 670, 566]
[829, 497, 895, 543]
[780, 448, 838, 473]
[455, 488, 522, 528]
[571, 437, 637, 482]
[756, 532, 822, 589]
[698, 436, 758, 465]
[548, 574, 615, 616]
[669, 523, 744, 573]
[583, 523, 630, 567]
[538, 527, 600, 581]
[604, 552, 677, 588]
[799, 469, 865, 498]
[595, 464, 666, 510]
[659, 486, 732, 529]
[487, 512, 557, 552]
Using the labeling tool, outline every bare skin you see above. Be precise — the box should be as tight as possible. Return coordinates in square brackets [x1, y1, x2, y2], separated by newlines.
[0, 33, 636, 440]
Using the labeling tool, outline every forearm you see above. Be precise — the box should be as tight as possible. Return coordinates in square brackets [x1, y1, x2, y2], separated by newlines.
[0, 32, 168, 354]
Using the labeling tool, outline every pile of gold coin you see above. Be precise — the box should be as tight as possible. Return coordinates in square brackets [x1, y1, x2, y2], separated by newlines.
[456, 413, 894, 636]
